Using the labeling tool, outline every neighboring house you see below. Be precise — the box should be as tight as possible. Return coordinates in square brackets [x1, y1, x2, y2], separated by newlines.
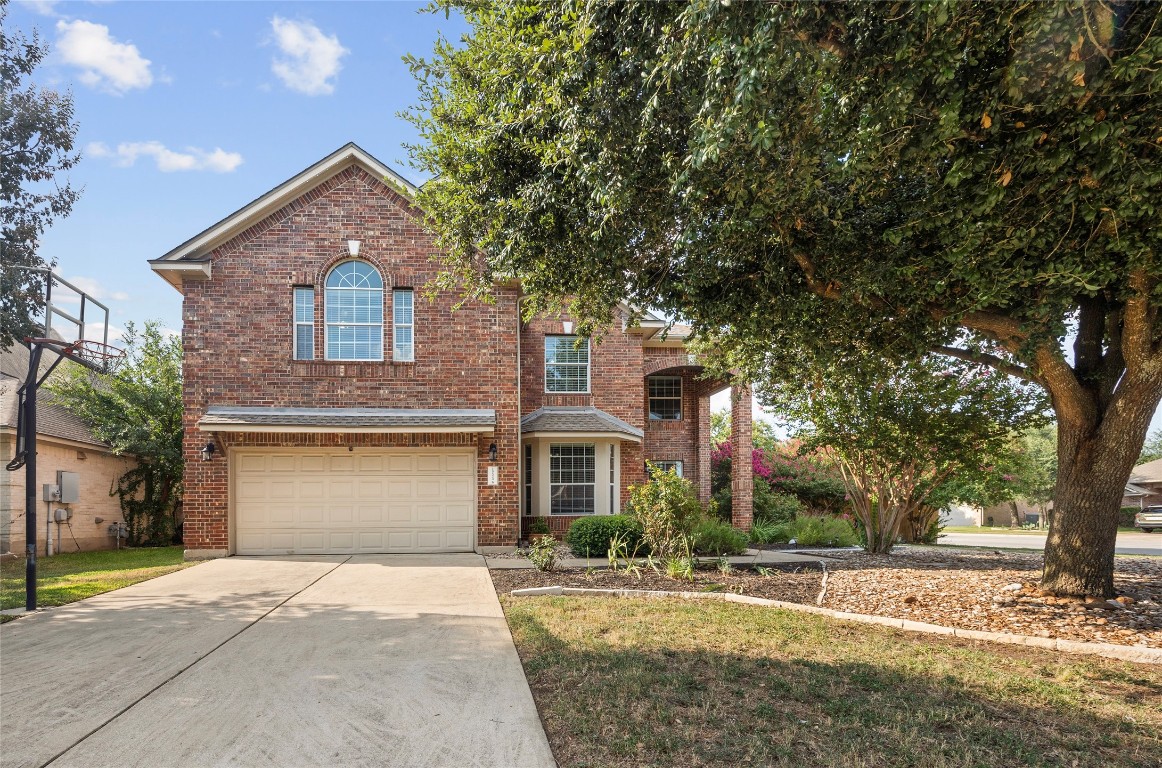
[0, 344, 132, 555]
[151, 143, 753, 559]
[1124, 458, 1162, 508]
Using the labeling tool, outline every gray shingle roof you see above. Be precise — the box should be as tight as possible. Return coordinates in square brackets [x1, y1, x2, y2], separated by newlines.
[0, 343, 109, 448]
[198, 406, 496, 432]
[520, 406, 644, 441]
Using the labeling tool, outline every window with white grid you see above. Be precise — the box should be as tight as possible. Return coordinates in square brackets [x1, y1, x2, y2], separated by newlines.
[393, 288, 414, 362]
[293, 287, 314, 360]
[545, 335, 590, 393]
[650, 460, 683, 478]
[648, 376, 682, 420]
[550, 444, 595, 515]
[324, 260, 383, 361]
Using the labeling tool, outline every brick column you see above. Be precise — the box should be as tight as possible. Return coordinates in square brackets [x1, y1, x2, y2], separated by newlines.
[697, 385, 712, 505]
[730, 384, 753, 531]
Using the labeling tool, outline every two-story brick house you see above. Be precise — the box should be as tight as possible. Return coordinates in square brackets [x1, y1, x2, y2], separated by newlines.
[152, 144, 752, 559]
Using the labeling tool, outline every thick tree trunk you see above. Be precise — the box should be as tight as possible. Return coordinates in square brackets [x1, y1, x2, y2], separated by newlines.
[1042, 393, 1156, 597]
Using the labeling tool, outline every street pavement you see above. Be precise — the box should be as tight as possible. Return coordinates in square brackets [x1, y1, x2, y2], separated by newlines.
[939, 530, 1161, 556]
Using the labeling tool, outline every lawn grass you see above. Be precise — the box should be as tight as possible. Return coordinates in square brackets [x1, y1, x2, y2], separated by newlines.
[1, 546, 192, 619]
[501, 595, 1162, 768]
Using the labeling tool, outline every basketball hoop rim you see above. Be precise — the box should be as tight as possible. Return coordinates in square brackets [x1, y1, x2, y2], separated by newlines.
[25, 337, 125, 373]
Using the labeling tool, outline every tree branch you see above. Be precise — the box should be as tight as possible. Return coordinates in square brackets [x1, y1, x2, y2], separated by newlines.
[1123, 268, 1154, 369]
[933, 345, 1040, 384]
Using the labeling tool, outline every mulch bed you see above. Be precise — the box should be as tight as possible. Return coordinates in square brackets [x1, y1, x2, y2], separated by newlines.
[492, 546, 1162, 649]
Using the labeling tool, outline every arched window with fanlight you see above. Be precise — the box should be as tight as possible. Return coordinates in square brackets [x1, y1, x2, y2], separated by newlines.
[324, 260, 383, 361]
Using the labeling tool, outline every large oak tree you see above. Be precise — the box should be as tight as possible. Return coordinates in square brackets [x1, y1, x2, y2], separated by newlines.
[406, 1, 1162, 596]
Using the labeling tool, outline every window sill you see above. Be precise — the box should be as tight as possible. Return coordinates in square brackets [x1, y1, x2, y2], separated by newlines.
[291, 360, 418, 378]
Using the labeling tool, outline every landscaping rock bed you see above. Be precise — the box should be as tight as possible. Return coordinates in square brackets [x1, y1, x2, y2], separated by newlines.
[492, 546, 1162, 649]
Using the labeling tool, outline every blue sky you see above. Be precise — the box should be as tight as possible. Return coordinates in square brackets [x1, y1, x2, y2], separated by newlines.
[9, 1, 1158, 434]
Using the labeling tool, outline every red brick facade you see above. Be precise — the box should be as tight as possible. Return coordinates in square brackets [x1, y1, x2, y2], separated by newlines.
[167, 147, 751, 556]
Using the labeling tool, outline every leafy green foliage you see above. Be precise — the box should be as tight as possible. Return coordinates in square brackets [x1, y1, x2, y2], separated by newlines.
[527, 535, 558, 572]
[1, 3, 81, 349]
[626, 464, 706, 558]
[1138, 430, 1162, 465]
[565, 514, 644, 557]
[690, 518, 748, 556]
[771, 355, 1047, 553]
[49, 322, 183, 546]
[528, 516, 550, 536]
[766, 516, 860, 548]
[407, 0, 1162, 594]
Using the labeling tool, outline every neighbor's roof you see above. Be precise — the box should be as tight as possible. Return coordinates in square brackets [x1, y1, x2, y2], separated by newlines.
[1129, 458, 1162, 486]
[520, 406, 644, 442]
[150, 142, 418, 289]
[197, 406, 495, 434]
[0, 344, 108, 448]
[1124, 482, 1151, 497]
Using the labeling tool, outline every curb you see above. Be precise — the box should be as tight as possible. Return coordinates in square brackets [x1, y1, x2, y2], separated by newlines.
[509, 587, 1162, 665]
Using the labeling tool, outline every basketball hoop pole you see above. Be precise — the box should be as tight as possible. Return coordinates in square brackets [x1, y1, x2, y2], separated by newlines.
[22, 345, 44, 612]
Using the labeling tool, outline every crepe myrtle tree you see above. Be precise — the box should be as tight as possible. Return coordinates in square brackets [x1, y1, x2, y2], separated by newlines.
[405, 1, 1162, 595]
[765, 354, 1048, 554]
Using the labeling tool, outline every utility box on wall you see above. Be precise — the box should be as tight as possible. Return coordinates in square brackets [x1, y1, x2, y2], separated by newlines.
[57, 471, 80, 504]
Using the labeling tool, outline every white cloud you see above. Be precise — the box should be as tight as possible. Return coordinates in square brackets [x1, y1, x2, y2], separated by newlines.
[55, 19, 153, 95]
[89, 141, 243, 173]
[67, 276, 129, 303]
[18, 0, 62, 17]
[269, 16, 348, 96]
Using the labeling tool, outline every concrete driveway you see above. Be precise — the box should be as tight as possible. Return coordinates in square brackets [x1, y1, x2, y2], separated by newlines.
[0, 555, 556, 768]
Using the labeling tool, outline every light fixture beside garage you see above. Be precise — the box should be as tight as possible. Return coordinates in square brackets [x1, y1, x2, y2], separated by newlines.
[488, 442, 498, 463]
[201, 441, 217, 462]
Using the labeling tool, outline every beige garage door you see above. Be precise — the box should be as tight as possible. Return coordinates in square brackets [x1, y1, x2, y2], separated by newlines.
[233, 449, 476, 555]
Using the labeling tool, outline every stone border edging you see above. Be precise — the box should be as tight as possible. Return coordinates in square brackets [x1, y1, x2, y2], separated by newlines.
[510, 586, 1161, 665]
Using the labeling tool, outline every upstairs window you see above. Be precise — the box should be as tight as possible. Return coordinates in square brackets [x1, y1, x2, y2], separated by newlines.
[545, 335, 590, 393]
[325, 261, 383, 361]
[293, 287, 314, 360]
[393, 288, 414, 362]
[648, 376, 682, 420]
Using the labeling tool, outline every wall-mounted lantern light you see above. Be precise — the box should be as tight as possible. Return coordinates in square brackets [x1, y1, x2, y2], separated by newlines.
[488, 442, 498, 463]
[201, 441, 217, 462]
[347, 240, 361, 257]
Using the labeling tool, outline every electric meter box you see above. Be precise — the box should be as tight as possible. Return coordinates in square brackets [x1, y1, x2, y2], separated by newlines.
[56, 471, 80, 504]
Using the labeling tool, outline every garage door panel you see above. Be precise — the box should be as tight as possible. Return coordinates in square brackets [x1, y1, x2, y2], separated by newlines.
[234, 449, 476, 555]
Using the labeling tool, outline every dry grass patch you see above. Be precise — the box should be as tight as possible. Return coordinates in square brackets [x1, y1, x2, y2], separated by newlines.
[501, 595, 1162, 768]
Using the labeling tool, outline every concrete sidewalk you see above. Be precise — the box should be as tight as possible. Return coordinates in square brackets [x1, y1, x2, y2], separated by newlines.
[0, 555, 555, 768]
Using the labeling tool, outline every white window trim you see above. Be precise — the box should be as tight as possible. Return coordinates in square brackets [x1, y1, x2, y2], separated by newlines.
[651, 460, 683, 478]
[324, 260, 384, 362]
[648, 375, 683, 420]
[549, 443, 596, 515]
[293, 286, 314, 360]
[393, 287, 414, 362]
[544, 335, 591, 394]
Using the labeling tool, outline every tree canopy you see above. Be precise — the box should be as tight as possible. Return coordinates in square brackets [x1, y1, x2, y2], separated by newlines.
[0, 0, 81, 349]
[50, 322, 183, 546]
[407, 0, 1162, 595]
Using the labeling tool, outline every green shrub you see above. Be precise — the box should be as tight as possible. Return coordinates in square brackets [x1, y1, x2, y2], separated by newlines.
[566, 515, 645, 557]
[626, 465, 705, 557]
[768, 515, 859, 547]
[527, 535, 558, 571]
[691, 518, 748, 555]
[528, 516, 550, 536]
[755, 486, 802, 525]
[1119, 507, 1138, 528]
[748, 518, 782, 545]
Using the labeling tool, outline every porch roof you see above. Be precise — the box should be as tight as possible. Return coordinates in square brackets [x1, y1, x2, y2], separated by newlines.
[520, 406, 644, 442]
